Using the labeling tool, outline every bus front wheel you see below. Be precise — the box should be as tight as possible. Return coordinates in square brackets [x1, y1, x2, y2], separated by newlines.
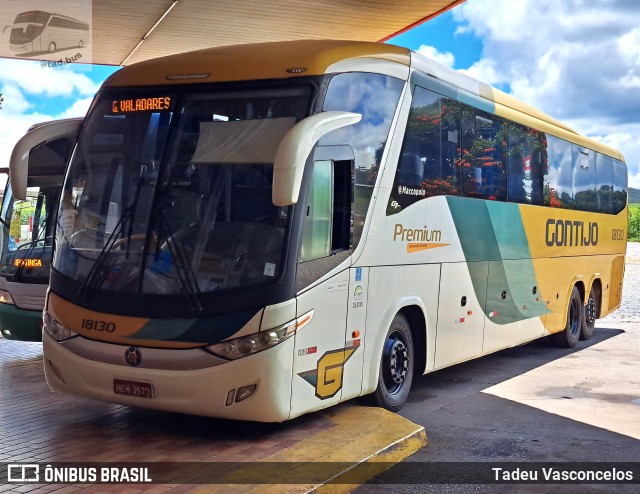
[371, 313, 414, 412]
[555, 286, 582, 348]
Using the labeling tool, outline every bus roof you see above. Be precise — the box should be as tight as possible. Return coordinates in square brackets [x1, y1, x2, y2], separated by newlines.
[103, 40, 411, 87]
[103, 39, 624, 161]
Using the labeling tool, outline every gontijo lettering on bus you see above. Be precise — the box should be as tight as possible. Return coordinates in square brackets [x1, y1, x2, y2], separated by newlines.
[393, 224, 448, 253]
[112, 97, 172, 113]
[545, 219, 599, 247]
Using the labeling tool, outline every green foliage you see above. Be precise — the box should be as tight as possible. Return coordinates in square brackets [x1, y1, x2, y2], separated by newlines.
[629, 187, 640, 204]
[629, 204, 640, 241]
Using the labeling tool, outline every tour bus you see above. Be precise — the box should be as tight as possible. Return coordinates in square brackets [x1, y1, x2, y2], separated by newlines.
[0, 119, 81, 341]
[6, 10, 89, 54]
[36, 40, 626, 422]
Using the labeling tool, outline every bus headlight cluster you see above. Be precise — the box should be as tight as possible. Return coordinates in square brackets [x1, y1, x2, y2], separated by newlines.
[206, 310, 314, 360]
[43, 311, 78, 342]
[0, 289, 15, 305]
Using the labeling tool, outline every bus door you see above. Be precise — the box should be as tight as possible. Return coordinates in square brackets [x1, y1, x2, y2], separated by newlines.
[290, 155, 359, 417]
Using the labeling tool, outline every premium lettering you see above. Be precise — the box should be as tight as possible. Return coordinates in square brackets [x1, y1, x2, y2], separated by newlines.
[393, 224, 442, 242]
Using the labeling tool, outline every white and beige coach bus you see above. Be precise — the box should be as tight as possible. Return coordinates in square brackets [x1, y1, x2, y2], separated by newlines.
[34, 41, 626, 421]
[0, 119, 80, 341]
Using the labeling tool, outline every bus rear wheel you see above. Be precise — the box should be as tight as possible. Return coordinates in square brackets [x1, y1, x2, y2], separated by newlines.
[581, 285, 600, 340]
[371, 314, 414, 412]
[555, 286, 582, 348]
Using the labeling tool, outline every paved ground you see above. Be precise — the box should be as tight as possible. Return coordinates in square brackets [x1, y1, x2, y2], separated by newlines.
[357, 243, 640, 493]
[0, 344, 425, 493]
[1, 244, 638, 493]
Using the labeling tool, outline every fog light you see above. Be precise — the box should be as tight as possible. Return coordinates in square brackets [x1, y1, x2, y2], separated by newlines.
[1, 329, 11, 338]
[0, 289, 15, 305]
[235, 384, 257, 403]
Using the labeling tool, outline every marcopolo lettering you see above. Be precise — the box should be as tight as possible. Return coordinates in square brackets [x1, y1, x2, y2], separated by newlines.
[545, 219, 599, 247]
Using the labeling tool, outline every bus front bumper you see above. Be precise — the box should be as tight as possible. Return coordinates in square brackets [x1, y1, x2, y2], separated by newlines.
[0, 304, 43, 342]
[43, 331, 295, 422]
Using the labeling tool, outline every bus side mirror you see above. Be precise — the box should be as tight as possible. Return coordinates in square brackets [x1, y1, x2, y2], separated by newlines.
[272, 111, 361, 206]
[10, 118, 83, 200]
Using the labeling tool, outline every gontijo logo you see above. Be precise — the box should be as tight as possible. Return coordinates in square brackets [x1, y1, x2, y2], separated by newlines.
[545, 219, 598, 247]
[393, 223, 448, 253]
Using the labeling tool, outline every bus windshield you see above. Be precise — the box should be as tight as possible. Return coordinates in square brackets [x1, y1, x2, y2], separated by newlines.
[0, 181, 57, 283]
[9, 11, 49, 45]
[54, 85, 312, 299]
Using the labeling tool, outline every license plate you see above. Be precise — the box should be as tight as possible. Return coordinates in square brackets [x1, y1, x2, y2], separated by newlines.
[114, 378, 154, 399]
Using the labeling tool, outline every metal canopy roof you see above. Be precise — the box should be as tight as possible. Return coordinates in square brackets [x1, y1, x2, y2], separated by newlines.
[2, 0, 465, 66]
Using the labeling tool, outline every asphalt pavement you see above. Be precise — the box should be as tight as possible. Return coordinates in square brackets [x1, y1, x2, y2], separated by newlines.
[356, 243, 640, 493]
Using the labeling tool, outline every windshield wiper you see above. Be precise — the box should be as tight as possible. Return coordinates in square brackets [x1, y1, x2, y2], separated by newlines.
[154, 200, 204, 311]
[75, 164, 148, 299]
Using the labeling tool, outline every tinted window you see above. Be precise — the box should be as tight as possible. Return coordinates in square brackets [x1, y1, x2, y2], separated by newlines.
[573, 146, 597, 212]
[544, 135, 574, 208]
[507, 124, 544, 205]
[596, 153, 614, 214]
[389, 86, 460, 213]
[613, 159, 628, 214]
[321, 72, 403, 243]
[461, 111, 506, 201]
[49, 16, 88, 31]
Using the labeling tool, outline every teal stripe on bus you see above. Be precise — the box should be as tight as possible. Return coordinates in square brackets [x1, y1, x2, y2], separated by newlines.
[446, 197, 547, 324]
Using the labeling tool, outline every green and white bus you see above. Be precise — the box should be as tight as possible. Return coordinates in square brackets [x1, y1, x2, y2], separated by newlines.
[0, 119, 80, 341]
[36, 41, 626, 421]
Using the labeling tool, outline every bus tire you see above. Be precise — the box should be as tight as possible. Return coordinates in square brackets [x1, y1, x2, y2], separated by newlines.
[371, 313, 414, 412]
[581, 285, 599, 340]
[48, 42, 56, 53]
[555, 286, 582, 348]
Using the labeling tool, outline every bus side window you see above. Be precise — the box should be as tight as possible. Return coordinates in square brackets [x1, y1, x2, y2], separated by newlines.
[461, 111, 506, 201]
[297, 159, 353, 290]
[612, 159, 627, 214]
[300, 159, 351, 262]
[596, 153, 614, 214]
[507, 124, 544, 205]
[300, 160, 333, 262]
[572, 146, 597, 212]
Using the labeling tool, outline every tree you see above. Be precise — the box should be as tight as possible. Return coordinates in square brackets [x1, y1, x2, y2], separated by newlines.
[629, 208, 640, 241]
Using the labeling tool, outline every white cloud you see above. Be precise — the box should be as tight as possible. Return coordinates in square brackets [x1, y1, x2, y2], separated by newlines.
[55, 96, 93, 120]
[0, 58, 97, 166]
[459, 57, 501, 86]
[0, 59, 98, 98]
[415, 45, 456, 68]
[454, 0, 640, 188]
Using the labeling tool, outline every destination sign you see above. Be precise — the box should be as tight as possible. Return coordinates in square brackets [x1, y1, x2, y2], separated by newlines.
[14, 258, 43, 268]
[111, 97, 171, 113]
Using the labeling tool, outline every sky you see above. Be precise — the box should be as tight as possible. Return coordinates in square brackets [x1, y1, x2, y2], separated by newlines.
[1, 0, 640, 188]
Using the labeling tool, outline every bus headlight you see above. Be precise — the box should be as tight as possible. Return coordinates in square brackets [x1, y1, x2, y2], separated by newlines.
[43, 311, 78, 342]
[0, 289, 15, 305]
[206, 310, 314, 360]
